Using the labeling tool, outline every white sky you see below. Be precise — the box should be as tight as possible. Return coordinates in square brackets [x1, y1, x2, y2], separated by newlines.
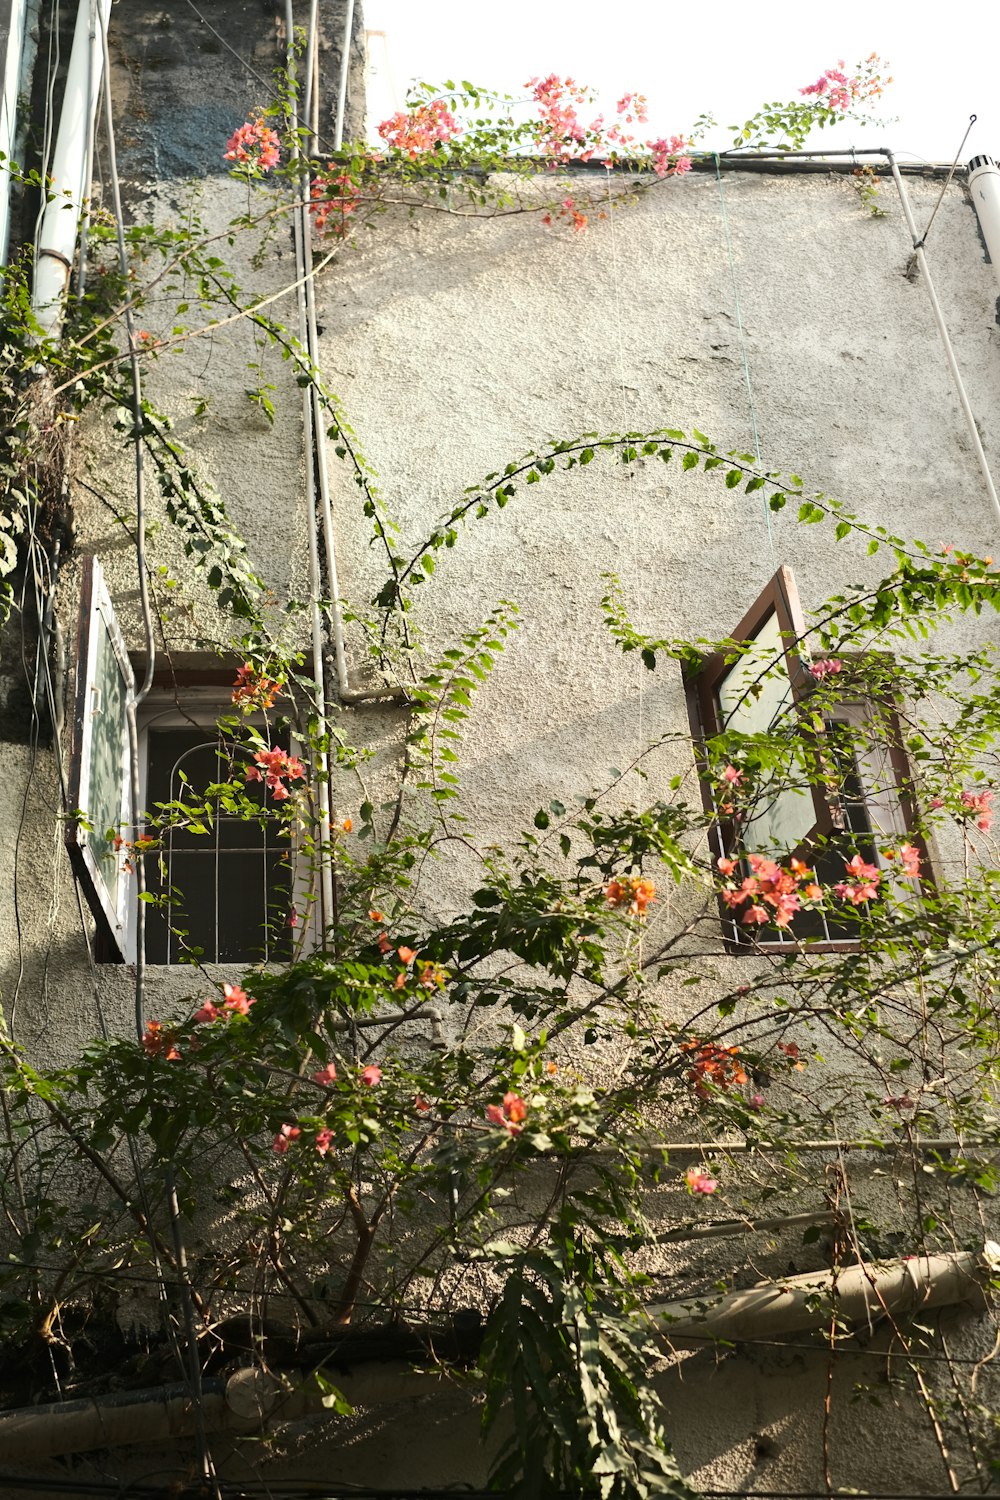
[363, 0, 994, 166]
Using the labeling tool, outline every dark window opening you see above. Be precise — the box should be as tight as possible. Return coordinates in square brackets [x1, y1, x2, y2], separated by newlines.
[143, 726, 294, 965]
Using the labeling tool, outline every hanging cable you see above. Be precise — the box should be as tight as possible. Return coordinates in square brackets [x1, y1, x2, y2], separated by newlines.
[714, 153, 777, 571]
[911, 114, 976, 253]
[94, 11, 218, 1492]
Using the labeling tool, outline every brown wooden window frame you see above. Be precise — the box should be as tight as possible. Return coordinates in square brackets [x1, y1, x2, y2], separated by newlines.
[685, 565, 928, 953]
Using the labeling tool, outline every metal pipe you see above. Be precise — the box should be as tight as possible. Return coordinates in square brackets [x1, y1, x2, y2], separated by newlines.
[968, 155, 1000, 298]
[651, 1242, 998, 1342]
[0, 0, 29, 265]
[4, 1242, 995, 1461]
[886, 148, 1000, 526]
[299, 0, 401, 705]
[30, 0, 112, 338]
[75, 0, 100, 301]
[287, 0, 336, 945]
[332, 0, 355, 151]
[593, 1136, 989, 1157]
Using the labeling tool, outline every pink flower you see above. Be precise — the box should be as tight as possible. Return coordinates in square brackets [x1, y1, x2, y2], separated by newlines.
[361, 1065, 382, 1086]
[722, 764, 745, 786]
[929, 796, 944, 810]
[685, 1167, 718, 1196]
[223, 983, 255, 1016]
[245, 747, 306, 802]
[487, 1092, 528, 1136]
[314, 1128, 335, 1155]
[224, 117, 281, 173]
[272, 1123, 300, 1154]
[883, 1094, 916, 1111]
[834, 853, 881, 905]
[717, 856, 738, 876]
[742, 905, 770, 926]
[313, 1062, 338, 1086]
[415, 1095, 431, 1113]
[897, 843, 921, 878]
[192, 1000, 219, 1025]
[749, 1093, 765, 1109]
[960, 789, 994, 832]
[809, 657, 843, 681]
[378, 99, 459, 157]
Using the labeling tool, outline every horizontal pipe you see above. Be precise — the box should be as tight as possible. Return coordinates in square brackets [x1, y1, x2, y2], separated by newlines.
[651, 1243, 998, 1342]
[654, 1208, 835, 1245]
[0, 1362, 436, 1462]
[570, 1136, 990, 1157]
[4, 1244, 996, 1460]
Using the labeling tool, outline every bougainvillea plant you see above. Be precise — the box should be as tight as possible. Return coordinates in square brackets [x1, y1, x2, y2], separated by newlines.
[5, 47, 999, 1500]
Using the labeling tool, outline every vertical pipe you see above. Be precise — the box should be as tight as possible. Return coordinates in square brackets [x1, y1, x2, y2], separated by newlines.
[333, 0, 355, 151]
[967, 156, 1000, 299]
[887, 150, 1000, 527]
[31, 0, 112, 337]
[287, 0, 336, 944]
[0, 0, 29, 265]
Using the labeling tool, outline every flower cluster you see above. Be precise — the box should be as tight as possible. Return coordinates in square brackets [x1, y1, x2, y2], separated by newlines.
[885, 842, 921, 879]
[808, 656, 843, 681]
[799, 55, 890, 113]
[141, 1020, 181, 1060]
[526, 74, 691, 185]
[272, 1065, 382, 1156]
[224, 117, 281, 173]
[527, 75, 590, 158]
[541, 195, 592, 233]
[833, 853, 881, 905]
[378, 100, 459, 157]
[245, 747, 306, 801]
[776, 1040, 806, 1071]
[960, 789, 994, 832]
[232, 663, 282, 710]
[486, 1092, 528, 1136]
[648, 135, 692, 179]
[192, 982, 256, 1025]
[717, 853, 821, 930]
[111, 832, 156, 875]
[604, 876, 656, 917]
[680, 1038, 749, 1098]
[684, 1166, 718, 1196]
[310, 171, 362, 238]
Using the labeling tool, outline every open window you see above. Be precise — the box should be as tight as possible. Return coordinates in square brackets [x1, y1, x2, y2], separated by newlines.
[66, 557, 134, 960]
[67, 558, 301, 965]
[688, 565, 923, 948]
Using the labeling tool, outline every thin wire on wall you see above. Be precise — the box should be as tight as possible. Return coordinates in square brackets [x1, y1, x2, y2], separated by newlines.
[603, 166, 645, 761]
[713, 153, 777, 573]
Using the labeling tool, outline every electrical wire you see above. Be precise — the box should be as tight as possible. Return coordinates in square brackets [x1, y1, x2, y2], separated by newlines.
[91, 9, 218, 1492]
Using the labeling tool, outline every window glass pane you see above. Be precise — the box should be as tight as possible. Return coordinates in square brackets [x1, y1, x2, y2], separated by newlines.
[86, 616, 130, 912]
[716, 612, 814, 857]
[143, 725, 293, 963]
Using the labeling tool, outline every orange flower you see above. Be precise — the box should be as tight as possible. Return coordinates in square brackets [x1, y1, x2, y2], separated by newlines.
[369, 909, 384, 923]
[397, 946, 417, 964]
[342, 818, 353, 833]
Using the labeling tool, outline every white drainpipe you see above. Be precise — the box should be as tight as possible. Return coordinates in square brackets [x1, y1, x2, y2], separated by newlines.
[30, 0, 111, 339]
[968, 154, 1000, 299]
[651, 1241, 998, 1342]
[0, 1246, 994, 1461]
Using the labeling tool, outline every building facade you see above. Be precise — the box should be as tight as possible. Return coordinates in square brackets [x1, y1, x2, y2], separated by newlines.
[3, 2, 1000, 1494]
